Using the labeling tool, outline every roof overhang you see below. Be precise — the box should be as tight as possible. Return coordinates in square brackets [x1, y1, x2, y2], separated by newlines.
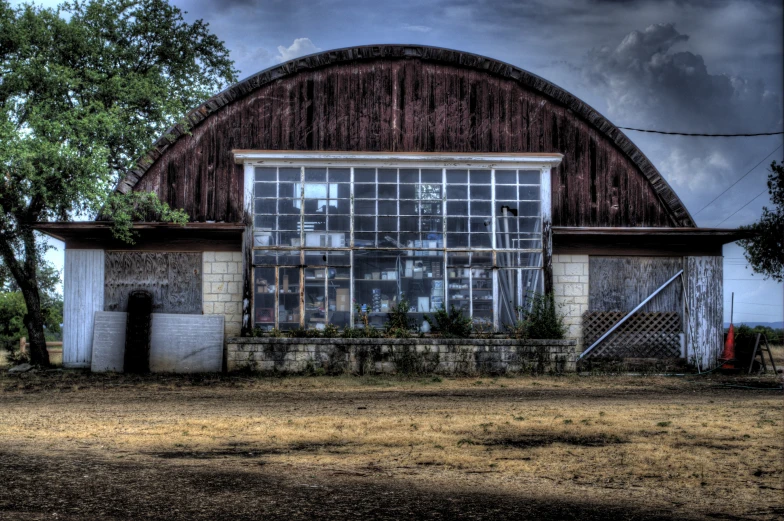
[34, 222, 245, 251]
[553, 227, 752, 256]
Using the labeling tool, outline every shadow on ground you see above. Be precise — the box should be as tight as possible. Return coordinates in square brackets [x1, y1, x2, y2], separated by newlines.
[1, 449, 696, 521]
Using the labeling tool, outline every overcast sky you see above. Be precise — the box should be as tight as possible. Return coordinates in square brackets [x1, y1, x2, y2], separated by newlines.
[21, 0, 784, 324]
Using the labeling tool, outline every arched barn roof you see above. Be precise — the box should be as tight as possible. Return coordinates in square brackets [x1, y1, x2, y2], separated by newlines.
[116, 44, 695, 228]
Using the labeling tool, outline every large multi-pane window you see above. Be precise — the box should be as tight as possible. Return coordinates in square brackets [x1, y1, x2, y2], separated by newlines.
[252, 164, 544, 331]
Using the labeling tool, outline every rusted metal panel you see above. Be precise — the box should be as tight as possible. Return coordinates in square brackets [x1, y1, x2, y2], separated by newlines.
[104, 252, 202, 314]
[685, 256, 723, 370]
[131, 56, 681, 228]
[589, 257, 683, 315]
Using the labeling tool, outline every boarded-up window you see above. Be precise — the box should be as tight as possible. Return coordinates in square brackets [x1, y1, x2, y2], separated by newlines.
[104, 252, 202, 314]
[589, 256, 682, 314]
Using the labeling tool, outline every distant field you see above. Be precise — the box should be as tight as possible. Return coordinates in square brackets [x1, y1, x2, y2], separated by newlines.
[0, 372, 781, 520]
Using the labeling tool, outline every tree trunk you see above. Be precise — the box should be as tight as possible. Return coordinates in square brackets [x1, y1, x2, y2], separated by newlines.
[19, 280, 50, 367]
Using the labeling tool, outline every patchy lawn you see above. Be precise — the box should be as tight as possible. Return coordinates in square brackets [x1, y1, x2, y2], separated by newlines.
[0, 371, 781, 520]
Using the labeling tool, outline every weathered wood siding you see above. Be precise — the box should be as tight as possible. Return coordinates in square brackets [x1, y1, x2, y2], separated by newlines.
[63, 250, 105, 368]
[685, 256, 723, 369]
[589, 257, 683, 314]
[104, 252, 202, 314]
[133, 59, 677, 228]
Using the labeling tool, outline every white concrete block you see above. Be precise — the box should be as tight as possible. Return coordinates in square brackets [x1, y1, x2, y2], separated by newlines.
[212, 262, 228, 274]
[150, 314, 223, 372]
[91, 312, 127, 372]
[203, 252, 215, 262]
[564, 263, 583, 276]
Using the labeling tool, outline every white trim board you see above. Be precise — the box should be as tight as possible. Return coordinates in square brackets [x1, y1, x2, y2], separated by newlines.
[233, 151, 564, 169]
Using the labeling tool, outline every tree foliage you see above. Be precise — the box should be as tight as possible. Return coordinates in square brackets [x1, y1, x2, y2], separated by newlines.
[738, 161, 784, 283]
[0, 0, 237, 365]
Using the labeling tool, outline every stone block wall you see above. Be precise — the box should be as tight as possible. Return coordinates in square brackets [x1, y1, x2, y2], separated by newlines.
[202, 252, 243, 337]
[226, 337, 578, 375]
[552, 254, 589, 351]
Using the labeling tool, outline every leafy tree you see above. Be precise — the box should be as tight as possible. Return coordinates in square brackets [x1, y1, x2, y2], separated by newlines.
[738, 161, 784, 282]
[0, 0, 237, 365]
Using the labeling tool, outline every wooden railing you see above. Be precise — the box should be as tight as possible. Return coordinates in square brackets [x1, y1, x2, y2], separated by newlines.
[18, 337, 63, 356]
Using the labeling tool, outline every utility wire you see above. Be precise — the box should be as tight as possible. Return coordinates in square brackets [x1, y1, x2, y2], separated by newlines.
[715, 188, 768, 226]
[694, 144, 783, 215]
[619, 127, 784, 137]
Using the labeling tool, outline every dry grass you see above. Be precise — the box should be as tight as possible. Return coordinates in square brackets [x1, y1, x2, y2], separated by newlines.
[0, 371, 782, 520]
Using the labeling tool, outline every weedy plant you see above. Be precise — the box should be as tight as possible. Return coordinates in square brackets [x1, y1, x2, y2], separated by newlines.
[426, 306, 473, 338]
[505, 293, 566, 340]
[384, 298, 416, 338]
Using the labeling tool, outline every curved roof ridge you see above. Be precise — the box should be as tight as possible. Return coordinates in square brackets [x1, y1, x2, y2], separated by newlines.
[115, 44, 695, 227]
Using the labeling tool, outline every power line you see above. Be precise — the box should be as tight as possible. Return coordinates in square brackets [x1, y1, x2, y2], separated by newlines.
[618, 127, 784, 137]
[724, 300, 784, 307]
[694, 144, 782, 215]
[715, 188, 768, 226]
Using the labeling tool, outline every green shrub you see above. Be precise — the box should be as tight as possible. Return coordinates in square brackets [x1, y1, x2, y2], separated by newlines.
[426, 306, 472, 338]
[384, 298, 415, 338]
[506, 293, 566, 340]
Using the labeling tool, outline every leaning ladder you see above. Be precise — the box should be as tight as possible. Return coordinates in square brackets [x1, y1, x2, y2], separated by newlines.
[748, 333, 778, 375]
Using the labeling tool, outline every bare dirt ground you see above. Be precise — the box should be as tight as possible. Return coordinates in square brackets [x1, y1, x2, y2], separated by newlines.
[0, 369, 782, 521]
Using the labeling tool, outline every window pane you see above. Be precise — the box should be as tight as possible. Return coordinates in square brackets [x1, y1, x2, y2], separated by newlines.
[354, 184, 376, 198]
[278, 183, 299, 198]
[355, 168, 375, 182]
[447, 201, 468, 215]
[421, 169, 442, 183]
[399, 168, 418, 183]
[469, 169, 490, 184]
[328, 168, 350, 183]
[354, 232, 376, 247]
[255, 182, 276, 197]
[377, 217, 398, 231]
[279, 267, 301, 330]
[518, 202, 540, 216]
[447, 185, 467, 199]
[470, 201, 491, 216]
[518, 170, 540, 184]
[255, 215, 275, 228]
[518, 185, 539, 201]
[255, 199, 276, 214]
[328, 215, 350, 233]
[305, 168, 326, 182]
[254, 267, 277, 329]
[377, 168, 397, 182]
[495, 170, 516, 184]
[471, 268, 493, 328]
[378, 200, 397, 215]
[446, 169, 468, 183]
[378, 184, 397, 198]
[446, 233, 469, 248]
[278, 215, 300, 230]
[355, 216, 376, 232]
[255, 167, 276, 182]
[399, 201, 418, 215]
[399, 184, 416, 199]
[278, 199, 300, 214]
[470, 185, 491, 200]
[417, 184, 442, 200]
[355, 200, 376, 215]
[279, 167, 300, 182]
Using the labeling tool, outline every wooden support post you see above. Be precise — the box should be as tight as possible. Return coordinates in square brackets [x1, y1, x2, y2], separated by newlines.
[541, 166, 553, 295]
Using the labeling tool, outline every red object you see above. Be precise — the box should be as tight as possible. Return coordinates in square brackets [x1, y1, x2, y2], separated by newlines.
[721, 324, 735, 369]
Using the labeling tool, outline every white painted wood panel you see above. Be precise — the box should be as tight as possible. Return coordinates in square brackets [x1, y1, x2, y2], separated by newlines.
[685, 256, 723, 370]
[63, 250, 105, 368]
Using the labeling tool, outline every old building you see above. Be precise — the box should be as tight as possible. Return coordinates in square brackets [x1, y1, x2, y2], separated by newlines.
[37, 45, 742, 372]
